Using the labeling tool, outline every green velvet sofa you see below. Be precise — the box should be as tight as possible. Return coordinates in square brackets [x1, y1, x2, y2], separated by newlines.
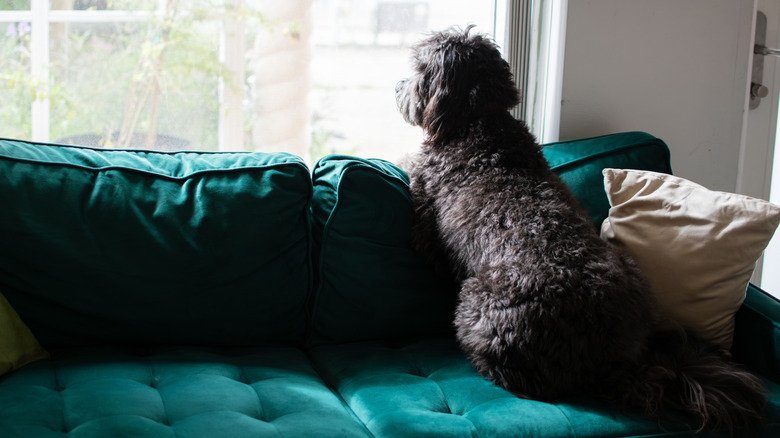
[0, 131, 778, 437]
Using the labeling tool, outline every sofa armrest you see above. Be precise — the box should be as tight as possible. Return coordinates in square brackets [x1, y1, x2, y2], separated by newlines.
[732, 283, 780, 382]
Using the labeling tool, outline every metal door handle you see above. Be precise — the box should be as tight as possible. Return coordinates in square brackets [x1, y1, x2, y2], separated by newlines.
[755, 45, 780, 58]
[751, 11, 776, 109]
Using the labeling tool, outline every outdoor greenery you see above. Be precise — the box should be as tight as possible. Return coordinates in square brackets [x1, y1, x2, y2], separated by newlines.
[0, 0, 29, 11]
[0, 0, 407, 158]
[0, 0, 268, 150]
[56, 0, 225, 149]
[53, 13, 220, 147]
[1, 21, 33, 139]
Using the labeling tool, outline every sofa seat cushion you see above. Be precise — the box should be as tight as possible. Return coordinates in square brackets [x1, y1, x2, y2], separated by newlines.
[308, 337, 780, 438]
[0, 347, 370, 438]
[0, 139, 312, 347]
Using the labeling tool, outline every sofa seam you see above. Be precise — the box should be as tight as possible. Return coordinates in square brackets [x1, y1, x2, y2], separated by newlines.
[306, 163, 342, 346]
[307, 160, 411, 346]
[550, 403, 579, 438]
[302, 172, 316, 349]
[426, 373, 482, 437]
[301, 348, 376, 438]
[0, 156, 310, 182]
[546, 140, 671, 172]
[0, 137, 310, 181]
[52, 358, 68, 434]
[0, 136, 304, 158]
[246, 378, 272, 428]
[148, 361, 171, 427]
[542, 131, 652, 147]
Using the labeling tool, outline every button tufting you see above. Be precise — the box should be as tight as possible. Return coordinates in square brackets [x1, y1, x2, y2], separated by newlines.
[430, 400, 453, 415]
[408, 366, 427, 378]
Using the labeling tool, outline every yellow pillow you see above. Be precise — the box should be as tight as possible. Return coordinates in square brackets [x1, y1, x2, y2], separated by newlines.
[0, 292, 48, 376]
[600, 168, 780, 350]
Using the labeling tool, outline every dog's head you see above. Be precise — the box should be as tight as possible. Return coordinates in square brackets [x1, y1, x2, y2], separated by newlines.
[396, 26, 520, 144]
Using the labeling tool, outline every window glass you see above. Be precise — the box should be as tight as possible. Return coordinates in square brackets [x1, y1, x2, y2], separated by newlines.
[1, 21, 32, 139]
[0, 0, 29, 10]
[311, 1, 493, 163]
[51, 0, 157, 11]
[0, 0, 494, 165]
[50, 19, 221, 149]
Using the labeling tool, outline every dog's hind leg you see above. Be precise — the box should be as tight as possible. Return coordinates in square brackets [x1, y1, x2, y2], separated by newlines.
[453, 275, 556, 400]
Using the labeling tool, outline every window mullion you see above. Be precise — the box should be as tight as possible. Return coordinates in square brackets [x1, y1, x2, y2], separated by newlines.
[219, 0, 246, 151]
[30, 0, 50, 142]
[502, 0, 533, 124]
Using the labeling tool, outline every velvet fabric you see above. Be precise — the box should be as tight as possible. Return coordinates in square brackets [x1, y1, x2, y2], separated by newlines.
[542, 131, 673, 227]
[733, 284, 780, 381]
[2, 132, 779, 437]
[2, 342, 779, 437]
[308, 337, 780, 438]
[0, 347, 370, 437]
[308, 132, 673, 345]
[0, 139, 312, 347]
[309, 156, 456, 345]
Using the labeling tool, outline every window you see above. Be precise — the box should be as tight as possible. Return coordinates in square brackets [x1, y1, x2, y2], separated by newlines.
[0, 1, 564, 164]
[309, 1, 494, 163]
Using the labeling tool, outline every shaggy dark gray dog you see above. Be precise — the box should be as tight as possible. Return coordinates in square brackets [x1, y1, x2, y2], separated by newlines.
[397, 26, 766, 433]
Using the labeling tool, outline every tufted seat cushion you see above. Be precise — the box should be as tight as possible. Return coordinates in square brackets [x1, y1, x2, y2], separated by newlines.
[0, 347, 371, 438]
[309, 337, 780, 438]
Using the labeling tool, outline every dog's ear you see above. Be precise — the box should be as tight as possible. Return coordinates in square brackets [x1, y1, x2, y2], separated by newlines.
[418, 28, 520, 144]
[420, 55, 470, 145]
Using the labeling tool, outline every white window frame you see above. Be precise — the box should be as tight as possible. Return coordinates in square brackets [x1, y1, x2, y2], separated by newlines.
[499, 0, 567, 143]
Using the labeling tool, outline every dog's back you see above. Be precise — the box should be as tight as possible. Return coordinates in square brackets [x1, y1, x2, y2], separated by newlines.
[398, 26, 767, 434]
[413, 113, 655, 399]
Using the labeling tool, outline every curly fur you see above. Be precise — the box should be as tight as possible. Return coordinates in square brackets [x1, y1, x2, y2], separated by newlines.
[397, 26, 767, 434]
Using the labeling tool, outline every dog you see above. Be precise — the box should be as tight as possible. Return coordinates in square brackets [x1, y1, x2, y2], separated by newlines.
[396, 26, 766, 433]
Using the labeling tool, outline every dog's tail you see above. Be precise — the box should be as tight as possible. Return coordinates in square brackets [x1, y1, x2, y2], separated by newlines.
[604, 328, 767, 434]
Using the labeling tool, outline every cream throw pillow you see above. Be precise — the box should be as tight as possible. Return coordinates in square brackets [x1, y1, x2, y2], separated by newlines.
[600, 168, 780, 349]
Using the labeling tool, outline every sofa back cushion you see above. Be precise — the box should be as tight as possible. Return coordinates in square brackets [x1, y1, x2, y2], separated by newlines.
[542, 131, 672, 227]
[0, 139, 311, 347]
[309, 156, 456, 345]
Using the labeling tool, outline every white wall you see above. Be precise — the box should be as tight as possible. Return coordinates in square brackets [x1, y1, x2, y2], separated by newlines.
[559, 0, 755, 192]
